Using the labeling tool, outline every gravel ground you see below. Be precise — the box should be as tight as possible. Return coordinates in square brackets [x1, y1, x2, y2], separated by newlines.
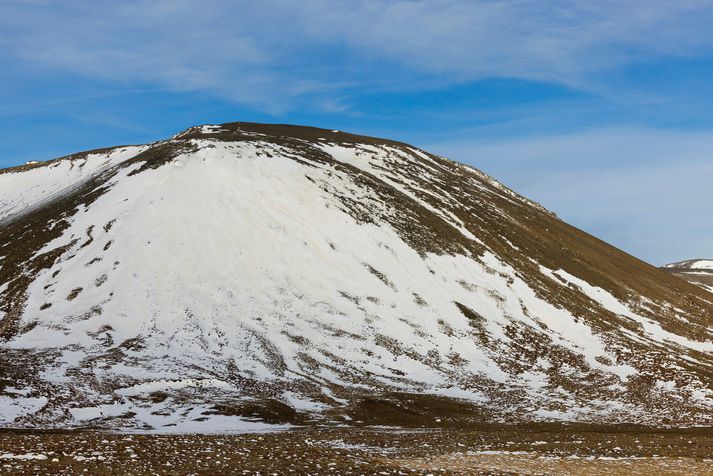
[1, 425, 712, 475]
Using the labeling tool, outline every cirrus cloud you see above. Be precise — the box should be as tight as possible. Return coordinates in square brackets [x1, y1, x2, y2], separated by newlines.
[2, 0, 713, 110]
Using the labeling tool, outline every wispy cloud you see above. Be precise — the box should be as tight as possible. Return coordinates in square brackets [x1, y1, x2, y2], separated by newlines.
[3, 1, 713, 110]
[298, 1, 713, 86]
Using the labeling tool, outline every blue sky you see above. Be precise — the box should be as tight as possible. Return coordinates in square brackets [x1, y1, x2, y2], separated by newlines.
[1, 0, 712, 265]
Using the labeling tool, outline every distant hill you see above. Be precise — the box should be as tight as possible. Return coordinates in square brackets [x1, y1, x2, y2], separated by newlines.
[663, 259, 713, 293]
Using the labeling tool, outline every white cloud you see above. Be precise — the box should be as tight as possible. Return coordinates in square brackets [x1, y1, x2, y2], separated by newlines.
[0, 1, 333, 112]
[429, 128, 713, 265]
[297, 1, 713, 86]
[2, 1, 713, 109]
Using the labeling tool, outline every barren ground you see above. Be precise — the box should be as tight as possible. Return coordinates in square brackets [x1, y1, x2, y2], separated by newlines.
[1, 424, 712, 475]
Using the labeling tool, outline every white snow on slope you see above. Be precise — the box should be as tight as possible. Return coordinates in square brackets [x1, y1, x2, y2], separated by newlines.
[0, 396, 47, 423]
[15, 141, 513, 387]
[540, 266, 713, 353]
[320, 143, 481, 243]
[688, 260, 713, 270]
[664, 259, 713, 271]
[68, 400, 288, 434]
[0, 146, 146, 222]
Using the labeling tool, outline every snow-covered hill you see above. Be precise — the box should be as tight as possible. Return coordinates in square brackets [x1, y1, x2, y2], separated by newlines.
[1, 122, 712, 430]
[663, 259, 713, 293]
[664, 259, 713, 271]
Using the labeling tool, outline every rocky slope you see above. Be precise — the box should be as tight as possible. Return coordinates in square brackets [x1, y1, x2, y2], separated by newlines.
[663, 259, 713, 293]
[1, 122, 712, 430]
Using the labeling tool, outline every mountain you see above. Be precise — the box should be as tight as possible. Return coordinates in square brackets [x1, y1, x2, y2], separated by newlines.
[1, 122, 712, 431]
[663, 259, 713, 293]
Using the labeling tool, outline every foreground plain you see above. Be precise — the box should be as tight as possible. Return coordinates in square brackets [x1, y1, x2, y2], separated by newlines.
[1, 424, 712, 475]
